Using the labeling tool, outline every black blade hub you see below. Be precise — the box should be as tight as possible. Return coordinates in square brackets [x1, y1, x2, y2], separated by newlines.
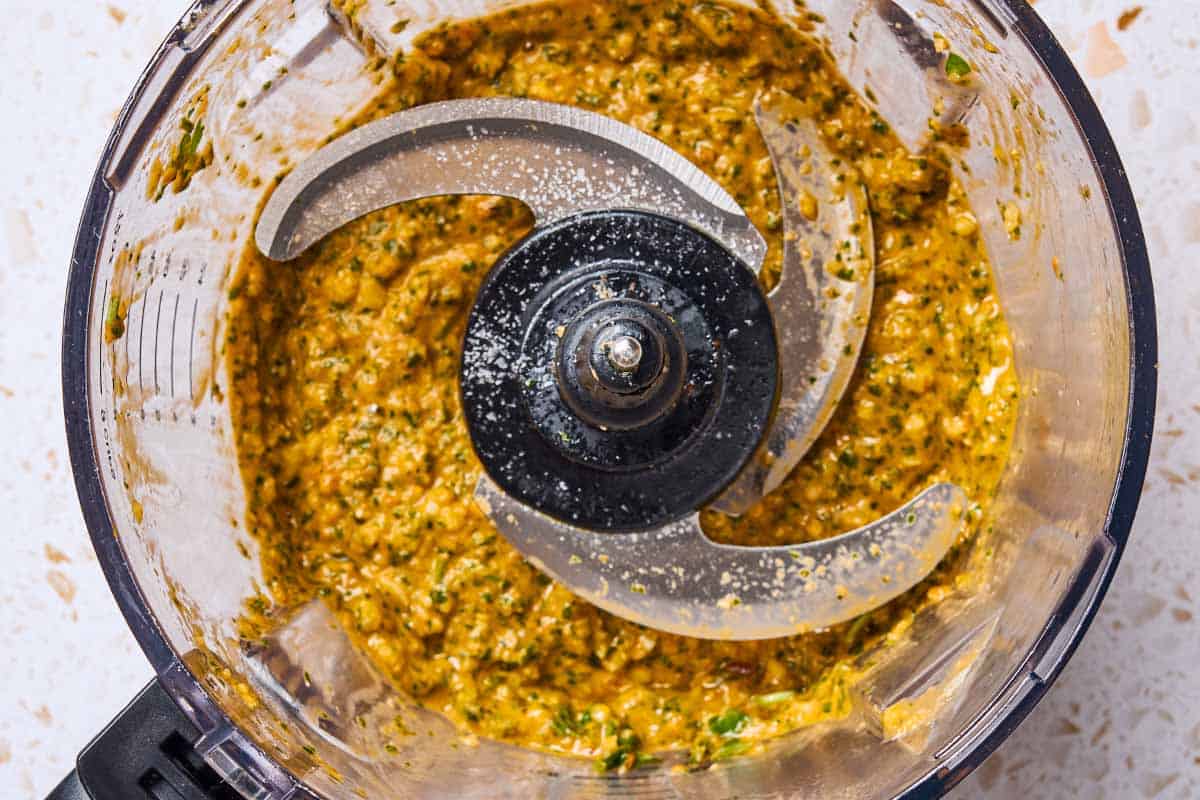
[557, 297, 687, 431]
[461, 210, 778, 531]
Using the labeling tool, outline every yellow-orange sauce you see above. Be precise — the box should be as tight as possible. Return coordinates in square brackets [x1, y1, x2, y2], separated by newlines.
[227, 0, 1018, 769]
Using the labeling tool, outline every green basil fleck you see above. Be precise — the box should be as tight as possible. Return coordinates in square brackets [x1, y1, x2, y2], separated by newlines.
[945, 53, 972, 78]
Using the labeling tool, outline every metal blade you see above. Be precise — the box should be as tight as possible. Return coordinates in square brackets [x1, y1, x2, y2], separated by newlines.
[712, 92, 874, 514]
[254, 97, 766, 270]
[477, 477, 966, 639]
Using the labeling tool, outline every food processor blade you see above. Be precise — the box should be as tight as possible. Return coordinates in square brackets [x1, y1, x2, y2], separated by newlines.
[254, 97, 767, 270]
[710, 92, 874, 514]
[254, 96, 964, 638]
[478, 477, 966, 638]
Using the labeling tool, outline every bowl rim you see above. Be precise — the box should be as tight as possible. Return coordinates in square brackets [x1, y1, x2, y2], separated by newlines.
[899, 1, 1157, 795]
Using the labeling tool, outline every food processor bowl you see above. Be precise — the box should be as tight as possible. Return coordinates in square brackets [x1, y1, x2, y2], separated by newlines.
[58, 0, 1155, 798]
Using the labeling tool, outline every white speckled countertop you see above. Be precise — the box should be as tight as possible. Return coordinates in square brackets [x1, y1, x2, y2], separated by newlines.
[0, 1, 1195, 798]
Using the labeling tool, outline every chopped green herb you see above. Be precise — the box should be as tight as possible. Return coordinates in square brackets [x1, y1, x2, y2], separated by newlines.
[715, 739, 751, 759]
[105, 296, 125, 341]
[752, 690, 795, 707]
[945, 53, 972, 78]
[708, 709, 748, 736]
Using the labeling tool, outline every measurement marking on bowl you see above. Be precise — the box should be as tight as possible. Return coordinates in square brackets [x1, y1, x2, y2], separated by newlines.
[137, 290, 149, 401]
[96, 238, 207, 413]
[189, 297, 198, 403]
[153, 290, 164, 394]
[169, 294, 180, 399]
[98, 407, 116, 482]
[122, 259, 131, 391]
[98, 278, 109, 398]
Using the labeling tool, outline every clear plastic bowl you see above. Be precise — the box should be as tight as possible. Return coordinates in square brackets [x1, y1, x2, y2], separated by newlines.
[62, 0, 1156, 797]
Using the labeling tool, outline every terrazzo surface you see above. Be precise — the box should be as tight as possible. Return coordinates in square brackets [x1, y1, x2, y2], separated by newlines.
[0, 0, 1195, 797]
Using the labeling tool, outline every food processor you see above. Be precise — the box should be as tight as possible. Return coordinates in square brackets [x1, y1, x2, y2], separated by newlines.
[55, 0, 1156, 797]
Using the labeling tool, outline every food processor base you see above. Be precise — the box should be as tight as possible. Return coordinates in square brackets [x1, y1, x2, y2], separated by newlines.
[45, 681, 285, 800]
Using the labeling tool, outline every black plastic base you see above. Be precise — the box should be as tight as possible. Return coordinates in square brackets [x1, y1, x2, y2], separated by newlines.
[46, 772, 89, 800]
[46, 680, 240, 800]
